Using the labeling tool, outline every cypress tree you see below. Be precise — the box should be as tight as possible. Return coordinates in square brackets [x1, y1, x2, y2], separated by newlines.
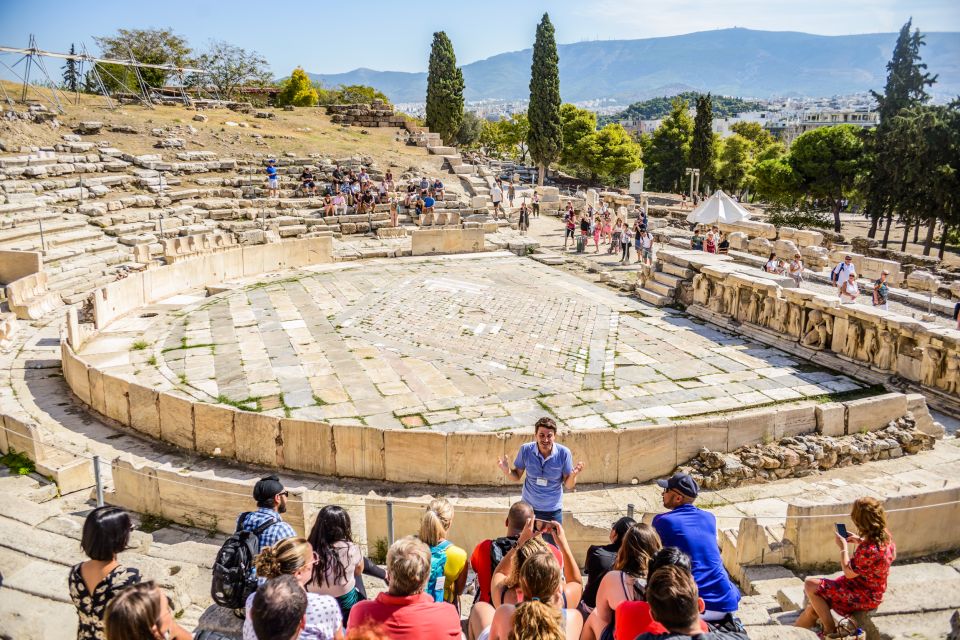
[689, 94, 715, 190]
[62, 44, 80, 93]
[864, 19, 937, 239]
[527, 13, 563, 185]
[424, 31, 464, 145]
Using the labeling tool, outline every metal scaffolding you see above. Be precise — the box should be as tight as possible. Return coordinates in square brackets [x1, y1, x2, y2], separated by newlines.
[0, 34, 217, 112]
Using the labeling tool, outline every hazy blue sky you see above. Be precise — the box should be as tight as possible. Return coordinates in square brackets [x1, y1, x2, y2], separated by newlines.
[1, 0, 958, 77]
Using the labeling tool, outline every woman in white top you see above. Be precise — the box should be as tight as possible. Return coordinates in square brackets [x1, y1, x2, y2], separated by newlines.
[788, 253, 804, 287]
[839, 273, 860, 304]
[764, 252, 778, 273]
[307, 506, 364, 624]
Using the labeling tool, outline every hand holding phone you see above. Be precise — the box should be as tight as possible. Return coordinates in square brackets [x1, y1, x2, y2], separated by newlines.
[835, 523, 848, 539]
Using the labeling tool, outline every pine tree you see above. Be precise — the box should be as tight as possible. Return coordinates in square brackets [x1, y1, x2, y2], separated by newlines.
[646, 98, 694, 192]
[424, 32, 465, 145]
[62, 43, 80, 93]
[527, 13, 563, 186]
[864, 19, 937, 239]
[689, 94, 715, 189]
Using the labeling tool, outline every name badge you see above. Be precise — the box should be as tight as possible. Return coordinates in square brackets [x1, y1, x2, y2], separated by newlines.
[536, 477, 549, 487]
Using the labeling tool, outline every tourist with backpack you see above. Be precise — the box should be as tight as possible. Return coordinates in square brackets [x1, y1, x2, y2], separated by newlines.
[307, 506, 365, 624]
[418, 498, 467, 607]
[211, 475, 296, 610]
[347, 536, 461, 640]
[468, 501, 564, 609]
[831, 255, 857, 291]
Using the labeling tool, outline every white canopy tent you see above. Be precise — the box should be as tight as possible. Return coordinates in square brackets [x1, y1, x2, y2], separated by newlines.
[686, 190, 752, 225]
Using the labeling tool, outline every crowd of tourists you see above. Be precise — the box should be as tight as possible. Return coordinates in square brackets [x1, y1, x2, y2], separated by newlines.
[562, 203, 654, 265]
[66, 416, 898, 640]
[688, 226, 730, 256]
[828, 254, 893, 310]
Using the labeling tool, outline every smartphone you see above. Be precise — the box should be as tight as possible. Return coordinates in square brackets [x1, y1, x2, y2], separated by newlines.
[835, 523, 848, 539]
[533, 519, 549, 532]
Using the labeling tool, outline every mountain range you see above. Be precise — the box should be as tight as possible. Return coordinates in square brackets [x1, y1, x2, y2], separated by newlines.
[308, 28, 960, 104]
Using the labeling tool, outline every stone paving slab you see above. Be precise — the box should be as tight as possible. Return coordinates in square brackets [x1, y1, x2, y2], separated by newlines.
[82, 253, 863, 430]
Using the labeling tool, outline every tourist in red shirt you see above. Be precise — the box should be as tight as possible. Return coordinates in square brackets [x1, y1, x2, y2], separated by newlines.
[795, 497, 897, 637]
[346, 536, 461, 640]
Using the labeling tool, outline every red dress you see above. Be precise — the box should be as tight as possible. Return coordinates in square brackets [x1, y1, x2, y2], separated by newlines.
[817, 538, 896, 616]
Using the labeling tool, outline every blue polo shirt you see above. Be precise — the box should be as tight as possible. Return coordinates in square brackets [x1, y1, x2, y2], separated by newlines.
[514, 442, 573, 511]
[652, 504, 741, 612]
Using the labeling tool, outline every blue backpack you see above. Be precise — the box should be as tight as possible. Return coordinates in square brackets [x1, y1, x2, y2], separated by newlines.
[426, 540, 452, 602]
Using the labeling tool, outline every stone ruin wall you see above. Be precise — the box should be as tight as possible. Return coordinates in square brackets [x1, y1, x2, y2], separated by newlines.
[670, 251, 960, 412]
[326, 101, 408, 128]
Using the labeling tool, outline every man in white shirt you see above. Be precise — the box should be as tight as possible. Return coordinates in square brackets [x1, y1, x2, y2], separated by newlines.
[490, 184, 504, 219]
[832, 255, 857, 291]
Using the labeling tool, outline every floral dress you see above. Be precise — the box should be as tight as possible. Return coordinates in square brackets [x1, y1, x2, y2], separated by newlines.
[817, 538, 896, 616]
[69, 563, 141, 640]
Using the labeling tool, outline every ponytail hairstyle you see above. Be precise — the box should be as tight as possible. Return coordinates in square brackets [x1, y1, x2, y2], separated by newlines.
[508, 552, 564, 640]
[309, 505, 353, 587]
[614, 523, 662, 578]
[418, 498, 454, 547]
[254, 536, 311, 580]
[505, 536, 549, 589]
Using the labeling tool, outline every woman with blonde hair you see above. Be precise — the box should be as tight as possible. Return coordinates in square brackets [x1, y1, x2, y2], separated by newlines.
[104, 581, 191, 640]
[488, 550, 582, 640]
[252, 536, 345, 640]
[795, 497, 896, 637]
[581, 523, 662, 640]
[419, 497, 468, 606]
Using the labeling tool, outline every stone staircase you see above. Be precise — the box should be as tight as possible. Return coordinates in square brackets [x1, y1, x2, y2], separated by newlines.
[0, 471, 222, 640]
[636, 260, 693, 306]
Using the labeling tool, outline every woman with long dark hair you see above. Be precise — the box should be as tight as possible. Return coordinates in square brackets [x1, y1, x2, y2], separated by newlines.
[307, 506, 364, 623]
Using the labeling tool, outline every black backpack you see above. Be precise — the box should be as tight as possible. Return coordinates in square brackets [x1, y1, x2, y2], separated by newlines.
[831, 262, 845, 283]
[210, 513, 277, 609]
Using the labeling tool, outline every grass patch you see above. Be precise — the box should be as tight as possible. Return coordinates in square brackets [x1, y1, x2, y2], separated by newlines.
[138, 512, 173, 533]
[0, 449, 35, 475]
[370, 538, 388, 564]
[147, 355, 157, 366]
[313, 394, 328, 406]
[279, 393, 292, 419]
[162, 341, 217, 354]
[177, 373, 188, 385]
[131, 340, 149, 351]
[217, 394, 262, 412]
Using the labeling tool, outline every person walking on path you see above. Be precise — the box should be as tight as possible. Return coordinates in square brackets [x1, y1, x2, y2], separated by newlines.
[496, 417, 584, 529]
[532, 191, 540, 217]
[518, 202, 530, 235]
[831, 255, 857, 291]
[839, 273, 860, 304]
[873, 270, 890, 311]
[788, 253, 804, 287]
[490, 183, 504, 219]
[620, 222, 634, 264]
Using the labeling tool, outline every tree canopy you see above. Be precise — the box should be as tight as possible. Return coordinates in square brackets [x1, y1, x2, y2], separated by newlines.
[646, 98, 694, 192]
[788, 124, 865, 231]
[93, 28, 191, 92]
[527, 13, 563, 184]
[276, 68, 319, 107]
[193, 40, 270, 100]
[689, 94, 716, 188]
[425, 31, 465, 145]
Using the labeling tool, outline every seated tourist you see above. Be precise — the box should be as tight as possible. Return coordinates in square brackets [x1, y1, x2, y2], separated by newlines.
[652, 473, 741, 626]
[795, 497, 896, 637]
[690, 228, 704, 251]
[420, 176, 429, 191]
[485, 550, 583, 640]
[307, 506, 364, 624]
[104, 581, 191, 640]
[581, 517, 636, 614]
[238, 475, 297, 552]
[347, 536, 461, 640]
[614, 547, 710, 640]
[582, 523, 662, 640]
[323, 194, 335, 217]
[637, 565, 749, 640]
[704, 231, 717, 253]
[300, 168, 317, 196]
[469, 501, 564, 607]
[422, 191, 436, 213]
[332, 165, 344, 193]
[70, 506, 142, 640]
[418, 498, 467, 607]
[384, 170, 395, 191]
[433, 178, 444, 199]
[717, 233, 729, 255]
[765, 252, 778, 273]
[246, 536, 343, 640]
[251, 575, 309, 640]
[333, 193, 347, 216]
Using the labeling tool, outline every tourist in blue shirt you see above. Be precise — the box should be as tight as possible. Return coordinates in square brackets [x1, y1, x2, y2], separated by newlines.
[497, 417, 584, 527]
[652, 473, 741, 624]
[265, 159, 279, 199]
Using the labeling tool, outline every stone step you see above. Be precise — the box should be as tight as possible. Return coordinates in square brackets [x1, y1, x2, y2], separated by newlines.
[653, 271, 684, 288]
[635, 287, 672, 306]
[645, 280, 675, 297]
[660, 260, 695, 279]
[0, 219, 87, 246]
[42, 228, 104, 249]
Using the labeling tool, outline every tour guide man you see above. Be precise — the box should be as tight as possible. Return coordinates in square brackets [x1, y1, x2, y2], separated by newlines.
[497, 417, 584, 524]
